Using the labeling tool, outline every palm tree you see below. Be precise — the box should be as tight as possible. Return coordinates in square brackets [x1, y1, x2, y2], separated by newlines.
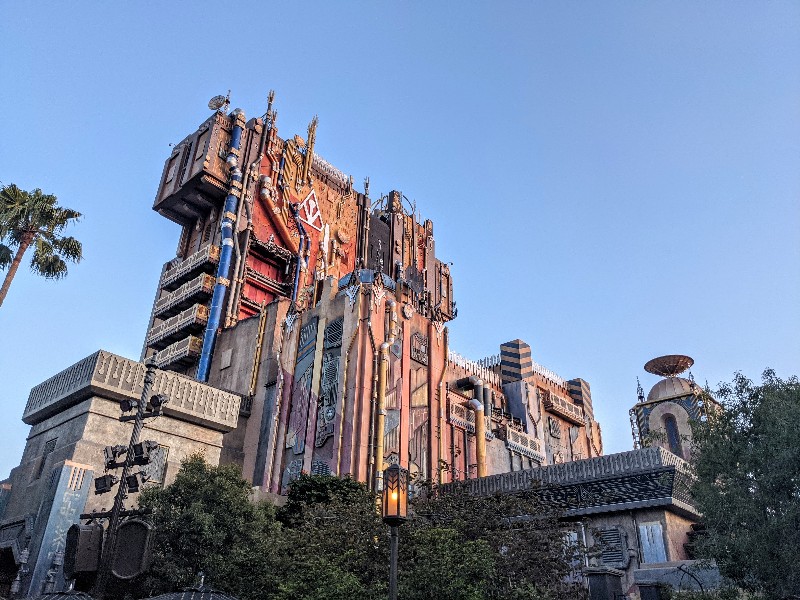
[0, 183, 83, 308]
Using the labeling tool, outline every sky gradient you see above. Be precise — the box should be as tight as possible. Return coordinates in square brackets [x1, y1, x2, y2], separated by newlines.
[1, 2, 798, 477]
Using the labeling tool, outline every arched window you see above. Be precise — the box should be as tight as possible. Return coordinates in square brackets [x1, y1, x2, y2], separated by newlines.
[662, 414, 683, 456]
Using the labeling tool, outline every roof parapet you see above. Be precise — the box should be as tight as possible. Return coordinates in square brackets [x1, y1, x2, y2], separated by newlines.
[23, 350, 241, 432]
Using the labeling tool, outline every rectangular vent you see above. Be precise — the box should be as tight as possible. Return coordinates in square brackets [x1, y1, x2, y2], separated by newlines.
[598, 528, 624, 565]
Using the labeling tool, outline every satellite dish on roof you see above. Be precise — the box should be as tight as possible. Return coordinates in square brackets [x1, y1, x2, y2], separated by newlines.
[644, 355, 694, 378]
[208, 91, 230, 112]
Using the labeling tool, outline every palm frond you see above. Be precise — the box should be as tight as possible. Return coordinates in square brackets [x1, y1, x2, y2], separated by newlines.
[0, 243, 11, 269]
[7, 229, 29, 245]
[53, 207, 82, 227]
[52, 235, 83, 263]
[0, 183, 82, 286]
[31, 244, 68, 279]
[1, 183, 78, 234]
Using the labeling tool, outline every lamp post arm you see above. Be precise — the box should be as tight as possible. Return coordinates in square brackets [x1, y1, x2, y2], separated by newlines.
[93, 358, 157, 599]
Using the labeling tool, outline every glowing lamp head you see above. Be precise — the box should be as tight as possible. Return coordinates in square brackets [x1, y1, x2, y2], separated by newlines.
[381, 463, 408, 526]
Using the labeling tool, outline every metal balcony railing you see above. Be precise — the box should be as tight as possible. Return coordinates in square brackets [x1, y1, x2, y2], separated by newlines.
[154, 273, 215, 319]
[543, 394, 585, 425]
[448, 402, 494, 440]
[146, 304, 209, 350]
[152, 335, 203, 369]
[160, 245, 220, 291]
[448, 350, 501, 387]
[505, 425, 545, 463]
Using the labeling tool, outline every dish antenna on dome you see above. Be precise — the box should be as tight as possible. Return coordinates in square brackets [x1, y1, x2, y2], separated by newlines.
[644, 355, 694, 378]
[208, 91, 230, 112]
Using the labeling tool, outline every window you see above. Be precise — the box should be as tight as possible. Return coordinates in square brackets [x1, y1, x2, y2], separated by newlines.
[164, 155, 178, 183]
[639, 522, 667, 563]
[178, 142, 194, 184]
[195, 130, 210, 161]
[663, 414, 683, 456]
[562, 530, 583, 581]
[34, 438, 57, 480]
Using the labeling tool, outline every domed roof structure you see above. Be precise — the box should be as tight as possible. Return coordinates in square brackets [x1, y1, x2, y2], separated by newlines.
[147, 588, 239, 600]
[646, 376, 696, 403]
[31, 592, 94, 600]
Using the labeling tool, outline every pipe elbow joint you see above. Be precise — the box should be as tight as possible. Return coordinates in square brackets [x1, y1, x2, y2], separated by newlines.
[456, 376, 483, 391]
[469, 398, 484, 412]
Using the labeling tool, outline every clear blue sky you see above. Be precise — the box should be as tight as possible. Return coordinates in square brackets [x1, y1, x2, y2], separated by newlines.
[1, 2, 798, 477]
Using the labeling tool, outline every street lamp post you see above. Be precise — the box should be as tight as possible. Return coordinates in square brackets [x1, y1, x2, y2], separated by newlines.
[93, 357, 161, 599]
[381, 464, 408, 600]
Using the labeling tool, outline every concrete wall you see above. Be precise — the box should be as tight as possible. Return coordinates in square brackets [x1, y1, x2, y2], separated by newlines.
[4, 394, 225, 522]
[2, 375, 228, 599]
[579, 507, 695, 597]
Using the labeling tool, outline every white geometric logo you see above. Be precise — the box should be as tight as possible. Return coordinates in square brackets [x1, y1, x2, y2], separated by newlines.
[299, 189, 323, 231]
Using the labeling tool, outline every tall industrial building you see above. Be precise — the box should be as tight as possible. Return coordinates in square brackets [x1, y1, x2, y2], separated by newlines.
[138, 93, 603, 493]
[0, 94, 721, 599]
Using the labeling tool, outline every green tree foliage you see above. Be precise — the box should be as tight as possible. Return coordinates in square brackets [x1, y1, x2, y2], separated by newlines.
[135, 460, 582, 600]
[135, 455, 279, 598]
[398, 527, 491, 600]
[407, 481, 584, 600]
[0, 183, 83, 307]
[269, 477, 387, 600]
[276, 473, 368, 527]
[665, 589, 756, 600]
[691, 370, 800, 599]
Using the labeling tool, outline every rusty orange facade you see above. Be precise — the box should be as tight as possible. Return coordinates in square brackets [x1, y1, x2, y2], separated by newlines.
[142, 94, 603, 493]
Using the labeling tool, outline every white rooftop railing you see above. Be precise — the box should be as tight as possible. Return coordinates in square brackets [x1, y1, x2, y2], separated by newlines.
[448, 350, 501, 387]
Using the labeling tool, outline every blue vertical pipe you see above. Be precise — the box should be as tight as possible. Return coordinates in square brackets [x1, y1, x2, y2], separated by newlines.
[196, 112, 245, 382]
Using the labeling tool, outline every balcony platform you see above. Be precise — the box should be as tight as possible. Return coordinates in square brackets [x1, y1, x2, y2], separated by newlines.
[154, 273, 215, 319]
[146, 304, 209, 350]
[504, 425, 545, 463]
[543, 394, 585, 425]
[160, 245, 220, 291]
[152, 335, 203, 369]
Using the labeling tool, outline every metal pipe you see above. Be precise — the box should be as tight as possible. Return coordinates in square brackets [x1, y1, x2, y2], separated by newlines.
[469, 381, 487, 479]
[374, 341, 390, 491]
[456, 376, 487, 478]
[288, 203, 307, 306]
[224, 127, 253, 327]
[228, 114, 269, 325]
[365, 320, 378, 486]
[436, 327, 449, 485]
[196, 111, 246, 382]
[463, 427, 470, 480]
[366, 349, 378, 486]
[257, 174, 294, 248]
[450, 422, 457, 481]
